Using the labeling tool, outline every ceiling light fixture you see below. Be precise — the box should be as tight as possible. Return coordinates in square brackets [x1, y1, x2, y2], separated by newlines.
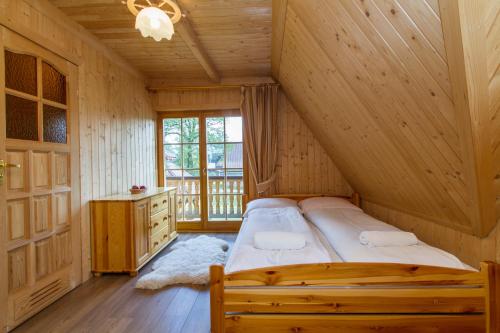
[126, 0, 182, 42]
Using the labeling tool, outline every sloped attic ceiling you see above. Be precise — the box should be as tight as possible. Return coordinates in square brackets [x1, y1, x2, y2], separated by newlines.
[273, 0, 500, 237]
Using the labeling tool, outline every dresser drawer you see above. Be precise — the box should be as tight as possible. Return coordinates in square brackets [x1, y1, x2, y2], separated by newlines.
[150, 226, 170, 254]
[150, 210, 169, 235]
[151, 193, 168, 215]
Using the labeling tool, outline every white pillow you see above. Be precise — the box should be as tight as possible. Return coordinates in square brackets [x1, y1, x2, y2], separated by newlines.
[298, 196, 362, 213]
[243, 198, 298, 217]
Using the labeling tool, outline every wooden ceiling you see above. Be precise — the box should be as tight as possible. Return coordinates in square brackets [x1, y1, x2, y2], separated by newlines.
[273, 0, 500, 237]
[49, 0, 272, 81]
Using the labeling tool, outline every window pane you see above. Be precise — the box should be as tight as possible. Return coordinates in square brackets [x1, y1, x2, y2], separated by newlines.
[182, 118, 199, 143]
[209, 195, 226, 221]
[42, 62, 66, 104]
[207, 144, 224, 169]
[182, 195, 201, 221]
[164, 144, 182, 169]
[164, 118, 181, 144]
[166, 170, 182, 192]
[225, 143, 243, 168]
[182, 170, 200, 194]
[182, 144, 199, 169]
[5, 51, 37, 96]
[227, 195, 243, 220]
[208, 169, 225, 194]
[225, 117, 242, 142]
[43, 105, 67, 143]
[6, 94, 38, 141]
[206, 117, 224, 143]
[175, 195, 183, 220]
[226, 170, 244, 194]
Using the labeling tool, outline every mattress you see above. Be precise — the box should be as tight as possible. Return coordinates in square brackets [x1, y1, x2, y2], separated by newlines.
[224, 207, 341, 273]
[304, 207, 471, 270]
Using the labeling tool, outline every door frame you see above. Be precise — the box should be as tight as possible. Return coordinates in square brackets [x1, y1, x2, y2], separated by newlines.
[157, 110, 248, 232]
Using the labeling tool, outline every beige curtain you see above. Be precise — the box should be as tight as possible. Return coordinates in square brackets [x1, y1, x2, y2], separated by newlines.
[240, 84, 279, 196]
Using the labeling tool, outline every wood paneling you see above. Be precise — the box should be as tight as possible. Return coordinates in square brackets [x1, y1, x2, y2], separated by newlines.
[1, 0, 158, 286]
[274, 0, 499, 237]
[364, 201, 500, 269]
[440, 0, 497, 236]
[487, 1, 500, 222]
[153, 88, 241, 112]
[49, 0, 272, 80]
[276, 92, 352, 196]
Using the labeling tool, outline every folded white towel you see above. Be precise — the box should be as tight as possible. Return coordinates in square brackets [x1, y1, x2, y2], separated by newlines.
[359, 231, 419, 247]
[254, 231, 306, 250]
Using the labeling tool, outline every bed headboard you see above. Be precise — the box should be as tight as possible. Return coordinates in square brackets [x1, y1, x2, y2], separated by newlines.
[269, 193, 361, 207]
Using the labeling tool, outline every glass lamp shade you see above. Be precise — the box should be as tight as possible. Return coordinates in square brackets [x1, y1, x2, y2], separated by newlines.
[135, 7, 174, 41]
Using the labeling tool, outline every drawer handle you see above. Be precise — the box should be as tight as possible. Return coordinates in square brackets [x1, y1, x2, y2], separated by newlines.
[152, 203, 159, 208]
[154, 241, 159, 246]
[153, 222, 159, 227]
[163, 234, 168, 239]
[163, 217, 168, 221]
[163, 200, 167, 204]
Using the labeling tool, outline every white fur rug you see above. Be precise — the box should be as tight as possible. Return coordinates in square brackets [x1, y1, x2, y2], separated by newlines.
[135, 235, 229, 290]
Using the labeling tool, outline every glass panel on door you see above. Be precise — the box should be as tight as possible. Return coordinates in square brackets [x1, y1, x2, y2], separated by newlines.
[163, 117, 201, 222]
[206, 116, 244, 221]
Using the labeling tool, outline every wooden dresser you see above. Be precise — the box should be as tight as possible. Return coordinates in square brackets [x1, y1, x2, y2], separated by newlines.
[90, 187, 177, 276]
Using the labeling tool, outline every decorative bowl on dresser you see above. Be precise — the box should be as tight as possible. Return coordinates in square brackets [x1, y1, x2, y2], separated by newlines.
[90, 187, 177, 276]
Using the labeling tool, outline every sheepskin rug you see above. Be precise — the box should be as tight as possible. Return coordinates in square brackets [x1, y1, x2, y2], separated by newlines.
[136, 235, 229, 290]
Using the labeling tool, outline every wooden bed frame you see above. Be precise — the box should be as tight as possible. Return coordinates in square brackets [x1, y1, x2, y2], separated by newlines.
[210, 194, 500, 333]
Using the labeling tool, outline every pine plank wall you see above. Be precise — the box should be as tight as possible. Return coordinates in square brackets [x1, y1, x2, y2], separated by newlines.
[1, 0, 157, 280]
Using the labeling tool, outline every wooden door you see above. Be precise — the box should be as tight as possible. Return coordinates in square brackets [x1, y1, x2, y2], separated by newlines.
[0, 28, 81, 331]
[134, 199, 150, 267]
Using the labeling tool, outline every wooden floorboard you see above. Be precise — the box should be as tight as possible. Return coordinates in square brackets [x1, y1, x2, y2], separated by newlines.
[13, 233, 237, 333]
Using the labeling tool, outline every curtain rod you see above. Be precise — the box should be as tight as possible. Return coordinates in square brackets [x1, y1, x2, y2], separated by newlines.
[147, 83, 280, 91]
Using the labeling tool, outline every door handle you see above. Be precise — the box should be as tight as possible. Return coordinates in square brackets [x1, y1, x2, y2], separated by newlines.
[0, 161, 21, 169]
[0, 160, 21, 185]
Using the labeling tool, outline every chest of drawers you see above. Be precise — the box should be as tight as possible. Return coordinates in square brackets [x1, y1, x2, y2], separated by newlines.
[90, 187, 177, 276]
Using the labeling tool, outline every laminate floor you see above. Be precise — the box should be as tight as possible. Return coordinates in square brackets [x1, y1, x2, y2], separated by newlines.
[13, 233, 237, 333]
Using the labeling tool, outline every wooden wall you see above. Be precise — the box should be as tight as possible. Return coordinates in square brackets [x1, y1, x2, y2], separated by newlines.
[152, 87, 352, 197]
[276, 92, 352, 196]
[274, 0, 499, 237]
[0, 0, 157, 280]
[487, 1, 500, 221]
[151, 87, 241, 112]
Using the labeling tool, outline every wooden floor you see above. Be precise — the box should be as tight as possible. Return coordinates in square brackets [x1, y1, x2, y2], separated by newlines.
[13, 233, 237, 333]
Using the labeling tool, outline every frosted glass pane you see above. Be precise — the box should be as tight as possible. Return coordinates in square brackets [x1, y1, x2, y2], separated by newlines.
[43, 105, 67, 143]
[6, 94, 38, 141]
[5, 51, 37, 96]
[42, 62, 66, 104]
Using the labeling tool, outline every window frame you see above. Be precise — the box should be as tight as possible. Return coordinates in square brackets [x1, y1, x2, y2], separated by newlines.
[157, 109, 248, 232]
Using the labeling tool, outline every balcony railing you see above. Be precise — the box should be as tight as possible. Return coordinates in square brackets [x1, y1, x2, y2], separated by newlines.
[168, 176, 244, 221]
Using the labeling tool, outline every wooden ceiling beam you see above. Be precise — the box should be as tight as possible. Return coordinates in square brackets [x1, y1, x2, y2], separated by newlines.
[175, 13, 220, 82]
[271, 0, 288, 81]
[440, 0, 497, 237]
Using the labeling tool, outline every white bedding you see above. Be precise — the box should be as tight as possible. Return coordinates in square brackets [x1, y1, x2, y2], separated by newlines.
[305, 208, 469, 270]
[225, 207, 341, 273]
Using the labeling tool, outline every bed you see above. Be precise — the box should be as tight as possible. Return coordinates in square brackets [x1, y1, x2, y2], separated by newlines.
[210, 194, 499, 333]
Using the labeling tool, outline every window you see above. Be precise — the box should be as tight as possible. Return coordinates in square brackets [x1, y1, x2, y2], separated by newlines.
[5, 50, 68, 144]
[159, 110, 246, 231]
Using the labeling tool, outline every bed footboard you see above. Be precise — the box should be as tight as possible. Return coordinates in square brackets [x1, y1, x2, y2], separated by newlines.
[210, 262, 499, 333]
